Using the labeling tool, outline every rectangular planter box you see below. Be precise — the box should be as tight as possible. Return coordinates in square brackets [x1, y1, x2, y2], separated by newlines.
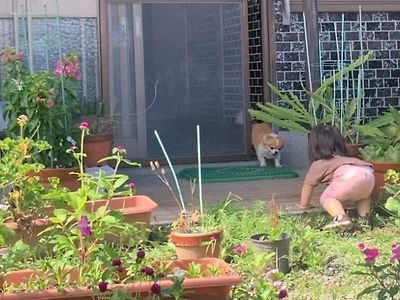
[0, 258, 241, 300]
[5, 195, 158, 246]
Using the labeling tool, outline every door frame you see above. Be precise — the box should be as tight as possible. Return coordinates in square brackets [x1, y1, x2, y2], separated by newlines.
[99, 0, 252, 164]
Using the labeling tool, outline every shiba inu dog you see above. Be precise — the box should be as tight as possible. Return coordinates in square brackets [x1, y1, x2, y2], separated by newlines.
[251, 123, 283, 167]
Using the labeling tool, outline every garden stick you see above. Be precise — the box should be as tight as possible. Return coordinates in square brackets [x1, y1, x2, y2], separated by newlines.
[56, 0, 66, 107]
[154, 130, 185, 211]
[340, 14, 345, 134]
[44, 4, 50, 71]
[197, 125, 203, 215]
[302, 12, 317, 125]
[359, 6, 366, 125]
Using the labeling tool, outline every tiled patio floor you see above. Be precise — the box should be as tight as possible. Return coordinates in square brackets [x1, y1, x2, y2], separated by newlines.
[121, 161, 325, 224]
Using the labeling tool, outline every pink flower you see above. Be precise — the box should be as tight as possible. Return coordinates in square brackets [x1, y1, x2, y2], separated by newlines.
[272, 281, 283, 288]
[79, 121, 89, 130]
[264, 269, 278, 278]
[53, 59, 64, 76]
[46, 99, 55, 108]
[232, 244, 247, 255]
[150, 282, 161, 295]
[113, 146, 127, 154]
[278, 289, 288, 298]
[210, 236, 217, 242]
[390, 243, 400, 263]
[357, 242, 365, 250]
[363, 247, 379, 263]
[66, 146, 77, 153]
[128, 182, 136, 189]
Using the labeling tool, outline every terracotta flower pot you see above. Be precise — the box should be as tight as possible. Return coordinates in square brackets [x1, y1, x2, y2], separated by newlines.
[345, 143, 364, 159]
[5, 218, 49, 246]
[3, 196, 157, 247]
[39, 167, 80, 191]
[0, 258, 241, 300]
[370, 161, 400, 199]
[85, 195, 158, 227]
[83, 133, 113, 167]
[170, 228, 223, 260]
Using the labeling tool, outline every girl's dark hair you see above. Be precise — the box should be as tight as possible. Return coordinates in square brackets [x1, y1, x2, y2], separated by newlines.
[308, 124, 348, 162]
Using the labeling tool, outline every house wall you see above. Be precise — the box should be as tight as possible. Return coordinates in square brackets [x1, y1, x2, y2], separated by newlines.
[0, 0, 98, 18]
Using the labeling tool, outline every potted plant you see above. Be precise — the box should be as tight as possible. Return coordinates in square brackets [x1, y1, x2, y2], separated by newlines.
[151, 127, 224, 260]
[384, 169, 400, 215]
[44, 121, 158, 233]
[250, 197, 291, 274]
[358, 106, 400, 195]
[249, 51, 372, 158]
[0, 168, 241, 299]
[79, 99, 114, 167]
[0, 115, 61, 245]
[1, 48, 80, 190]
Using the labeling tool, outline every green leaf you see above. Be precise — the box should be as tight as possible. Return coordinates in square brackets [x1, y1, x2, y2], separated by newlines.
[385, 197, 400, 215]
[357, 284, 380, 298]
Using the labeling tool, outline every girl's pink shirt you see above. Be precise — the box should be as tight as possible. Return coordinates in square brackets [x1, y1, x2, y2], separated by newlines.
[304, 156, 373, 186]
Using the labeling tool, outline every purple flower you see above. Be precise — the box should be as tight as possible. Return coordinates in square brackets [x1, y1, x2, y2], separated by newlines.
[128, 182, 136, 190]
[150, 282, 161, 295]
[78, 216, 91, 237]
[390, 243, 400, 263]
[278, 289, 288, 298]
[112, 258, 122, 266]
[98, 281, 108, 293]
[137, 249, 145, 259]
[140, 266, 154, 277]
[232, 244, 247, 255]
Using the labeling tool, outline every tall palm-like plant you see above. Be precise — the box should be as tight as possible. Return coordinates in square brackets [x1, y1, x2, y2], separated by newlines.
[249, 51, 372, 143]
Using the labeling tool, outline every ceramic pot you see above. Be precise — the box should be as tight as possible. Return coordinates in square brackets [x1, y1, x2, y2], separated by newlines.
[0, 258, 241, 300]
[250, 233, 291, 274]
[83, 133, 113, 167]
[170, 228, 223, 260]
[38, 167, 80, 191]
[369, 161, 400, 198]
[345, 143, 364, 159]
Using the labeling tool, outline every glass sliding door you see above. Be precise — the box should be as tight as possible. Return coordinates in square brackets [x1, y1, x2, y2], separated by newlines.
[105, 1, 248, 161]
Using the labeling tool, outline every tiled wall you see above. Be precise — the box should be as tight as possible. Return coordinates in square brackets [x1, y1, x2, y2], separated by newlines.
[247, 0, 263, 107]
[274, 11, 400, 119]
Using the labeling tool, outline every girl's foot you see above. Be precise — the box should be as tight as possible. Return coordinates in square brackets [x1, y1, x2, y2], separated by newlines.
[324, 214, 353, 231]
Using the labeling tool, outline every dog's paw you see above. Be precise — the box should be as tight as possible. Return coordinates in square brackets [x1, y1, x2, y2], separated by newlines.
[275, 164, 282, 168]
[260, 163, 267, 167]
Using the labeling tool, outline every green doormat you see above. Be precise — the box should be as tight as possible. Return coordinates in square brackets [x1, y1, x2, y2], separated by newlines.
[178, 166, 298, 183]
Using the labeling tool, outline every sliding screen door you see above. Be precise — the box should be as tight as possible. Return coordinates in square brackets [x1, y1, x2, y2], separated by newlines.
[105, 1, 248, 161]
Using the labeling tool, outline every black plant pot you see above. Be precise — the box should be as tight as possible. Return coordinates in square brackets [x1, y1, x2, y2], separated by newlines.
[250, 233, 291, 274]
